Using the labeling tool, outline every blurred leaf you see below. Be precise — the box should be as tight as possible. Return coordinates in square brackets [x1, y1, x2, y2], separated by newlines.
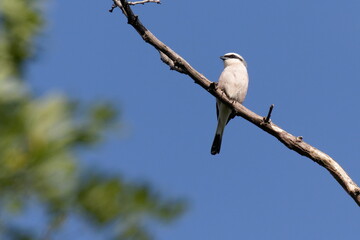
[117, 224, 152, 240]
[90, 102, 118, 128]
[0, 0, 185, 239]
[0, 0, 43, 78]
[78, 176, 124, 224]
[77, 174, 185, 228]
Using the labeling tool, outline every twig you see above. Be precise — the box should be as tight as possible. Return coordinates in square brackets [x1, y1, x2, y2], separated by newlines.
[109, 4, 117, 12]
[110, 0, 360, 206]
[264, 104, 274, 123]
[159, 51, 187, 74]
[128, 0, 161, 5]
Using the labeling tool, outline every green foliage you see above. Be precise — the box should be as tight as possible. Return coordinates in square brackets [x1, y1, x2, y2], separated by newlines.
[77, 175, 184, 227]
[0, 0, 185, 239]
[0, 0, 42, 78]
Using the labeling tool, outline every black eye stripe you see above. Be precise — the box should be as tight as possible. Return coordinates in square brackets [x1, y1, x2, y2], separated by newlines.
[225, 54, 243, 61]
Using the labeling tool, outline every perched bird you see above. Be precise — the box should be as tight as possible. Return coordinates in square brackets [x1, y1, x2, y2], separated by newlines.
[211, 52, 249, 155]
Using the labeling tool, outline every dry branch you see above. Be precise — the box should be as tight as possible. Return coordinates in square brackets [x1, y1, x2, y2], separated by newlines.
[111, 0, 360, 206]
[128, 0, 161, 5]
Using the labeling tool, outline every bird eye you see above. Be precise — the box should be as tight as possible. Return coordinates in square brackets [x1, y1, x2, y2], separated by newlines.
[230, 55, 242, 61]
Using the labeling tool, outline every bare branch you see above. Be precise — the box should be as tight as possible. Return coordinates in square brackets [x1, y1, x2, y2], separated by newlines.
[112, 0, 127, 16]
[128, 0, 161, 6]
[110, 0, 360, 206]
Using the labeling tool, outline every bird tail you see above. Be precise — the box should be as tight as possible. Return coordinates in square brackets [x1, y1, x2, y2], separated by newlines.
[211, 102, 232, 155]
[211, 133, 222, 155]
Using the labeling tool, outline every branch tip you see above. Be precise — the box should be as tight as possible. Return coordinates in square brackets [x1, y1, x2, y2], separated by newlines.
[109, 4, 117, 12]
[128, 0, 161, 6]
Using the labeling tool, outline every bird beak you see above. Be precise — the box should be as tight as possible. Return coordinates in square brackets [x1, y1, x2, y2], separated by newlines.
[220, 56, 226, 60]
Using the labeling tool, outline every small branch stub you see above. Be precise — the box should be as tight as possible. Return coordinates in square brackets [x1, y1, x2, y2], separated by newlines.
[159, 51, 187, 74]
[208, 82, 217, 92]
[264, 104, 274, 123]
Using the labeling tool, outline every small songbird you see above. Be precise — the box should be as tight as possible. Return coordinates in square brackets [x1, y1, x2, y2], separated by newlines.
[211, 52, 249, 155]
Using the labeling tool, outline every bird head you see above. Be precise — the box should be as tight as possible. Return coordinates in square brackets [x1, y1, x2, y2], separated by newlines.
[220, 52, 247, 68]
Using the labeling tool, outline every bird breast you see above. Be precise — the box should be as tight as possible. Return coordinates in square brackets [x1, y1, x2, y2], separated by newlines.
[218, 65, 249, 103]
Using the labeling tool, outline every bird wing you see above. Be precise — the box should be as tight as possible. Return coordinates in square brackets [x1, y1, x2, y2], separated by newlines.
[216, 100, 235, 124]
[227, 111, 236, 124]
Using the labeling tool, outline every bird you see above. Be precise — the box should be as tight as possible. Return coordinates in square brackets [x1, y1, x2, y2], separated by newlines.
[211, 52, 249, 155]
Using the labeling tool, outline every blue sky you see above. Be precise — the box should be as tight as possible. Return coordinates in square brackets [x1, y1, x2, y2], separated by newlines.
[28, 0, 360, 239]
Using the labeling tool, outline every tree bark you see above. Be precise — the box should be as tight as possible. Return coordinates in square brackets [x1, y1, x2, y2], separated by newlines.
[111, 0, 360, 206]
